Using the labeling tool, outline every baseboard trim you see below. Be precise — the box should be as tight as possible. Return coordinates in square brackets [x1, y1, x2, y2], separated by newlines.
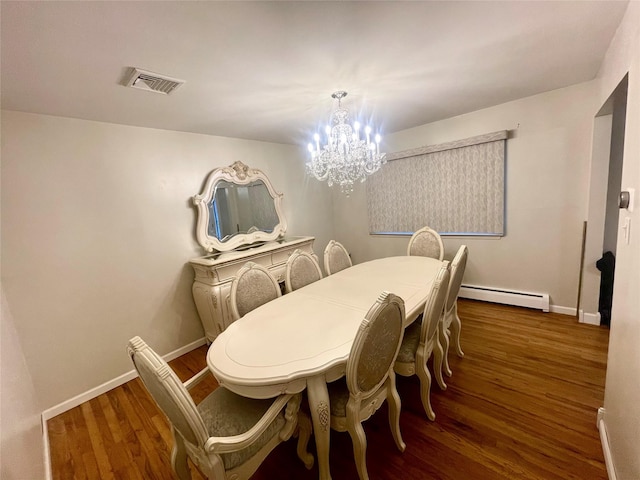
[579, 310, 602, 325]
[597, 408, 617, 480]
[42, 336, 206, 421]
[597, 406, 605, 425]
[549, 305, 577, 316]
[42, 415, 52, 480]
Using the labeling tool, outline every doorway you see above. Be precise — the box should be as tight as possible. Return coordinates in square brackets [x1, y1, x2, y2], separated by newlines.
[579, 75, 628, 326]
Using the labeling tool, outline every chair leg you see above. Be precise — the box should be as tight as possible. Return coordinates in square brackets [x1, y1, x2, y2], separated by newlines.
[296, 412, 315, 469]
[451, 304, 465, 357]
[386, 372, 406, 451]
[434, 326, 448, 390]
[171, 433, 192, 480]
[443, 331, 453, 378]
[416, 358, 435, 421]
[441, 317, 453, 378]
[346, 406, 370, 480]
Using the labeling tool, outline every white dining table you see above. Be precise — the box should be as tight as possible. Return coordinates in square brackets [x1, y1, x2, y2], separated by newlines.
[207, 255, 443, 480]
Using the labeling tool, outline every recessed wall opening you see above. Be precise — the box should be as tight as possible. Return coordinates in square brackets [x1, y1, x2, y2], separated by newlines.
[579, 74, 628, 327]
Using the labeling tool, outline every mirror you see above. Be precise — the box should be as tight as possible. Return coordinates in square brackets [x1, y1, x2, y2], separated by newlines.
[208, 180, 279, 240]
[193, 161, 287, 252]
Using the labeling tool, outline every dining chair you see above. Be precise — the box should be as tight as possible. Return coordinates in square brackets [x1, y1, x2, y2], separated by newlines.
[394, 261, 451, 419]
[229, 262, 281, 320]
[440, 245, 468, 380]
[323, 240, 352, 276]
[284, 249, 323, 293]
[327, 291, 406, 480]
[127, 336, 314, 480]
[407, 226, 445, 260]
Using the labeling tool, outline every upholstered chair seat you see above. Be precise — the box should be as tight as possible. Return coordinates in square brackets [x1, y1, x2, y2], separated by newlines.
[407, 226, 445, 260]
[196, 388, 287, 470]
[323, 240, 352, 276]
[285, 249, 323, 293]
[395, 320, 422, 364]
[394, 262, 450, 419]
[326, 292, 406, 480]
[230, 262, 282, 321]
[127, 336, 313, 480]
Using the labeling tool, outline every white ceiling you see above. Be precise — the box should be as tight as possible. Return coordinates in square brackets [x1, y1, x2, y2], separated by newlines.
[1, 1, 628, 146]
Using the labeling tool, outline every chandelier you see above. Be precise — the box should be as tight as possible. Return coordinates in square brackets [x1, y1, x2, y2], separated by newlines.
[306, 91, 386, 195]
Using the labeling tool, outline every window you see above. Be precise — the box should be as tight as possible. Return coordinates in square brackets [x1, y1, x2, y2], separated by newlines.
[366, 131, 507, 236]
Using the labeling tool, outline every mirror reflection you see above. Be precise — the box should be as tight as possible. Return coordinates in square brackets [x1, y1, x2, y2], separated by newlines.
[208, 180, 280, 242]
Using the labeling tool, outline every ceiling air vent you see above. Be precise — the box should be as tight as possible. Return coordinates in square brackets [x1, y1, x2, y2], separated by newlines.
[124, 68, 184, 95]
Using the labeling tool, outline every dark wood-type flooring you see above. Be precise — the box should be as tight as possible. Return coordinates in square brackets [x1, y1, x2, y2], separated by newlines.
[49, 299, 610, 479]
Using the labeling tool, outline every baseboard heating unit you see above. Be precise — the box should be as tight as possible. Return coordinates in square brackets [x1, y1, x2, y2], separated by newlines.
[459, 284, 550, 312]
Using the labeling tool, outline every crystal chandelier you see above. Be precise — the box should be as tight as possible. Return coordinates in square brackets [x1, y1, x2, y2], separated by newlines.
[307, 91, 386, 195]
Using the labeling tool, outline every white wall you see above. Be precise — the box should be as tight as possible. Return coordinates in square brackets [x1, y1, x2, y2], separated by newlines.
[0, 289, 46, 479]
[595, 1, 640, 478]
[332, 81, 598, 311]
[0, 111, 333, 414]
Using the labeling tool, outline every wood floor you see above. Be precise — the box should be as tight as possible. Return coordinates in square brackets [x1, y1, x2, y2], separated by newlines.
[48, 300, 610, 480]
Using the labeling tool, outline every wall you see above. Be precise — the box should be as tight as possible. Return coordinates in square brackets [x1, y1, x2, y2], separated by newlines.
[0, 289, 47, 479]
[594, 1, 640, 478]
[332, 81, 598, 311]
[0, 110, 333, 413]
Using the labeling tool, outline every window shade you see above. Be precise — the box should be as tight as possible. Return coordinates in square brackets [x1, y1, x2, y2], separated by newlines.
[366, 131, 507, 236]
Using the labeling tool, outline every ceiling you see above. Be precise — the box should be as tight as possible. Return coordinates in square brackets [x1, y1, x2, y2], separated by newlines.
[1, 1, 629, 146]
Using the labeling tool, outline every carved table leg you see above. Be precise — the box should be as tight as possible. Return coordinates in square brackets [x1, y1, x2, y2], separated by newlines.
[307, 374, 332, 480]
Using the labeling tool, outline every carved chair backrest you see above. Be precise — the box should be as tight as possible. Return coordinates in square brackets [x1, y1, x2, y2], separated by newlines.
[323, 240, 352, 276]
[230, 262, 282, 319]
[346, 292, 405, 397]
[421, 262, 451, 344]
[407, 226, 445, 260]
[127, 337, 209, 448]
[285, 249, 323, 293]
[445, 245, 468, 313]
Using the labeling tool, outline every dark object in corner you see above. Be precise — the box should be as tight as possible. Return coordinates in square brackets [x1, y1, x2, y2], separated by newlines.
[596, 251, 615, 326]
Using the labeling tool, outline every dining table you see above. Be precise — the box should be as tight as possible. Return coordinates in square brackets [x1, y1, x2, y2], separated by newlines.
[207, 255, 443, 480]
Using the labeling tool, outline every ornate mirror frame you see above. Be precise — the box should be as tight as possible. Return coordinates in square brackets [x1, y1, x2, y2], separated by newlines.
[193, 161, 287, 253]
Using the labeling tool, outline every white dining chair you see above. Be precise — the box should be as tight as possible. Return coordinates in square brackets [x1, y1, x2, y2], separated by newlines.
[323, 240, 352, 276]
[407, 226, 445, 260]
[327, 291, 406, 480]
[394, 261, 450, 419]
[229, 262, 281, 321]
[127, 336, 313, 480]
[284, 249, 323, 293]
[440, 245, 468, 381]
